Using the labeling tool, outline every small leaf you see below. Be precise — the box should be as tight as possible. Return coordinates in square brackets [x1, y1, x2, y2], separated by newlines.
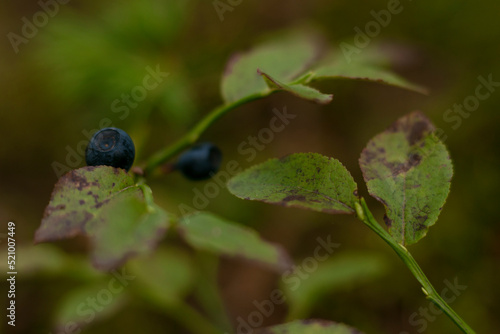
[129, 247, 195, 308]
[255, 319, 364, 334]
[221, 30, 323, 103]
[359, 111, 453, 245]
[0, 244, 67, 277]
[34, 166, 169, 269]
[53, 282, 129, 332]
[259, 70, 333, 104]
[0, 244, 101, 280]
[88, 191, 169, 270]
[228, 153, 358, 214]
[34, 166, 134, 243]
[311, 48, 427, 94]
[178, 212, 291, 272]
[283, 252, 388, 319]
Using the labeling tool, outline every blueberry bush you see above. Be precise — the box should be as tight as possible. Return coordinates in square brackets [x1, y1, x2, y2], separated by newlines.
[4, 1, 498, 333]
[33, 27, 474, 333]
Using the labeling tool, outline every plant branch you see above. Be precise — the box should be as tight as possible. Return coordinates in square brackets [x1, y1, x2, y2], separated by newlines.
[144, 92, 268, 176]
[354, 198, 476, 334]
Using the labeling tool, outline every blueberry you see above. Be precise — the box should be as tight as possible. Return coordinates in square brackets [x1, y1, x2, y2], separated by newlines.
[176, 142, 222, 180]
[85, 127, 135, 171]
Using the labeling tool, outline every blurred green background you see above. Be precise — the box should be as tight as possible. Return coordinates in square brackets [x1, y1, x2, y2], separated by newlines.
[1, 0, 499, 333]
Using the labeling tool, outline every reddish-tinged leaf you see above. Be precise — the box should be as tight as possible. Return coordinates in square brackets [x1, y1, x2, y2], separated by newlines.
[35, 166, 134, 243]
[359, 111, 453, 245]
[34, 166, 169, 270]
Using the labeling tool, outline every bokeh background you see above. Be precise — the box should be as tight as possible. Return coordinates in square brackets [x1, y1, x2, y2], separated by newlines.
[1, 0, 499, 333]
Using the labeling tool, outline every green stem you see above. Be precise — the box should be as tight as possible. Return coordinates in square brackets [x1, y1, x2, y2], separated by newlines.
[354, 198, 475, 334]
[144, 93, 267, 176]
[166, 300, 223, 334]
[194, 252, 233, 333]
[138, 184, 154, 210]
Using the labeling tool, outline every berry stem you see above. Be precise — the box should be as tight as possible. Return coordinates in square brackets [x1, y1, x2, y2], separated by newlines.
[144, 92, 268, 176]
[354, 198, 476, 334]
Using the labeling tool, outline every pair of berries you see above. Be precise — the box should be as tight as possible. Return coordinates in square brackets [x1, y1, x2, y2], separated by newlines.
[85, 127, 221, 180]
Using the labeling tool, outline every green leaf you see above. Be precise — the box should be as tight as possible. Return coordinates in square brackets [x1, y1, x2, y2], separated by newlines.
[311, 47, 427, 94]
[259, 70, 333, 104]
[54, 281, 129, 332]
[221, 30, 323, 103]
[359, 111, 453, 245]
[35, 166, 135, 242]
[221, 32, 425, 106]
[129, 247, 195, 307]
[34, 166, 169, 270]
[228, 153, 358, 214]
[178, 212, 291, 272]
[88, 189, 169, 270]
[283, 252, 388, 319]
[0, 244, 67, 276]
[255, 319, 364, 334]
[0, 244, 100, 280]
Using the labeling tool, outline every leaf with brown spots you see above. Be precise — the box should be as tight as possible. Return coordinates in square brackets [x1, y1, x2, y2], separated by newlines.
[34, 166, 169, 270]
[178, 212, 291, 272]
[228, 153, 358, 214]
[35, 166, 134, 242]
[255, 319, 364, 334]
[359, 111, 453, 245]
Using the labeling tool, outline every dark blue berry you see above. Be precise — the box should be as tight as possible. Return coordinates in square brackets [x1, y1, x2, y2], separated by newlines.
[85, 128, 135, 171]
[176, 142, 222, 180]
